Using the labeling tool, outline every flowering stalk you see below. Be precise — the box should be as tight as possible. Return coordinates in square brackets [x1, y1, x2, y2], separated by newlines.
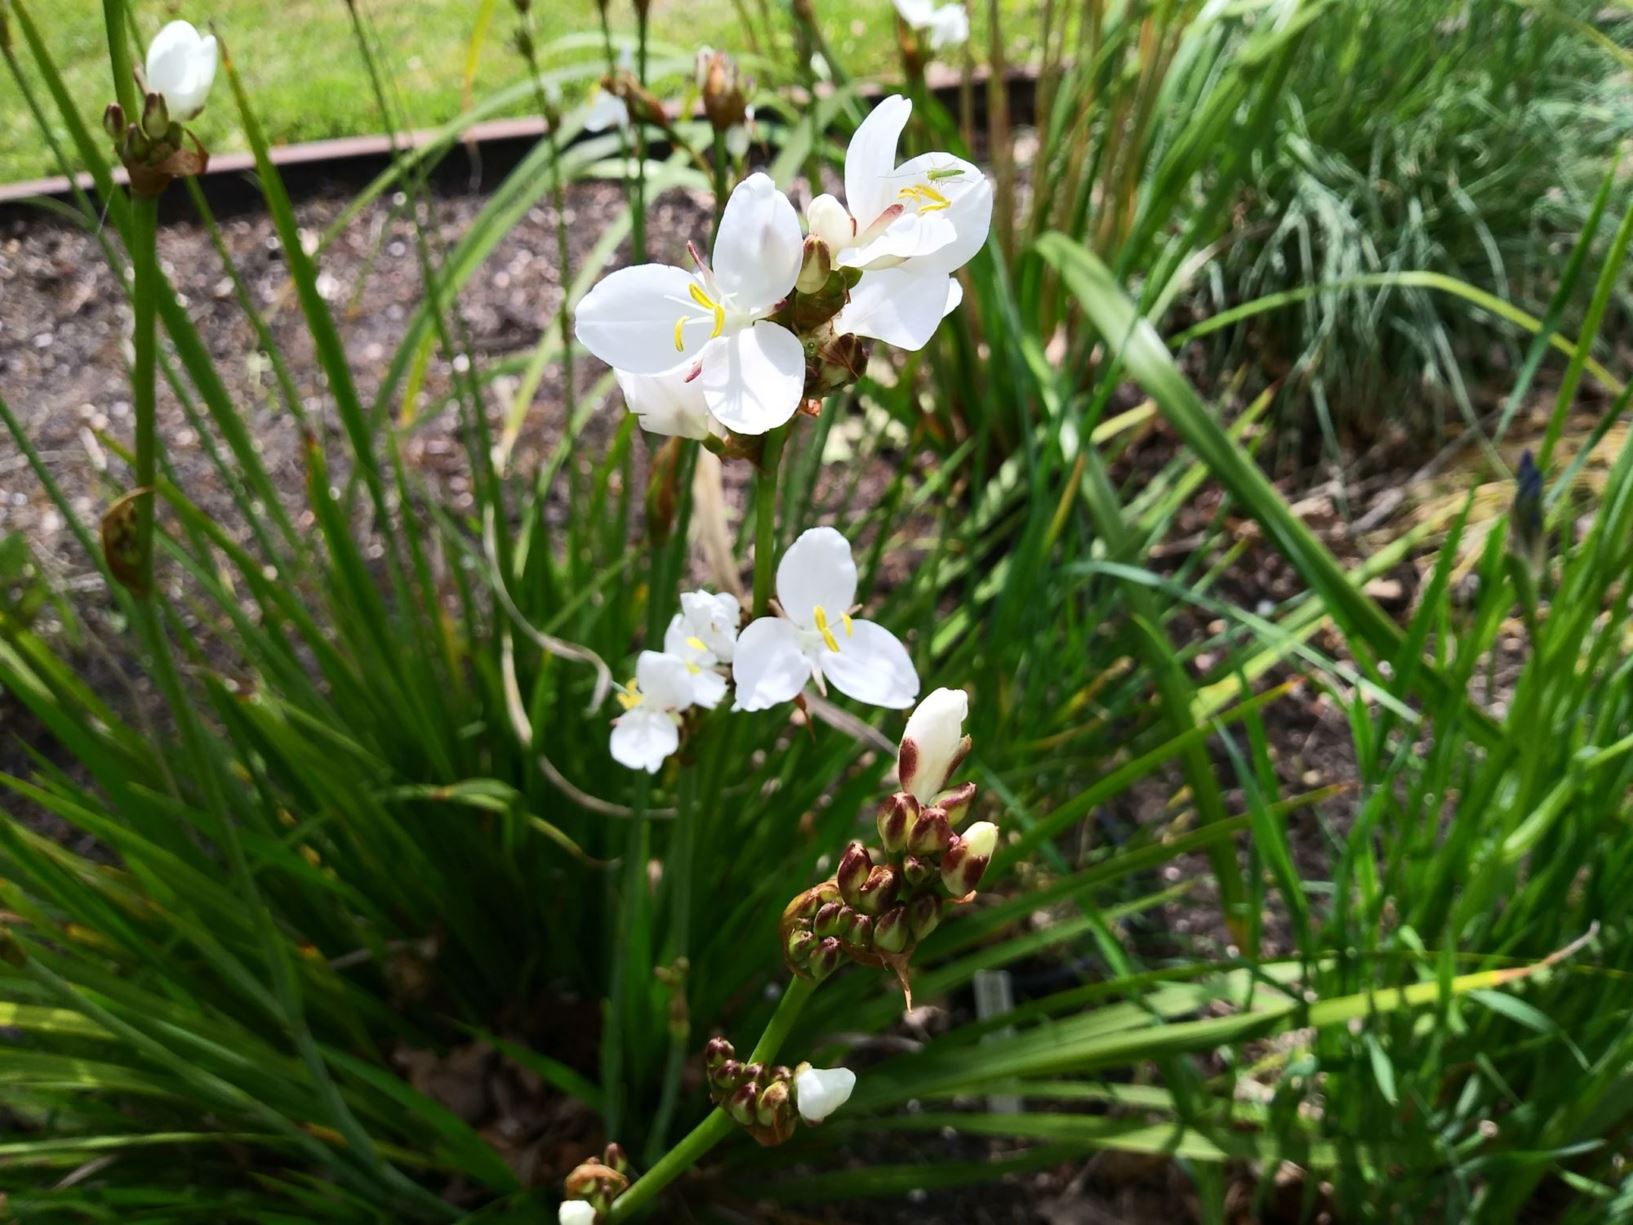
[751, 428, 786, 616]
[603, 977, 816, 1222]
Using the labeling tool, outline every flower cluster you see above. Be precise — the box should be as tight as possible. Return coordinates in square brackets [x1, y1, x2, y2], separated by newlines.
[103, 20, 218, 197]
[574, 94, 991, 439]
[703, 1036, 855, 1146]
[557, 1143, 630, 1224]
[780, 689, 996, 997]
[609, 529, 919, 771]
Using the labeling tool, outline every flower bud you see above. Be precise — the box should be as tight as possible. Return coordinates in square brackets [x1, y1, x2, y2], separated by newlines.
[907, 807, 952, 858]
[908, 893, 942, 941]
[835, 841, 870, 907]
[899, 687, 970, 803]
[601, 1143, 628, 1174]
[103, 103, 127, 141]
[876, 791, 917, 853]
[873, 905, 911, 954]
[941, 822, 997, 897]
[711, 1058, 743, 1093]
[143, 21, 218, 123]
[813, 901, 845, 939]
[855, 864, 900, 915]
[559, 1202, 596, 1225]
[806, 193, 854, 252]
[838, 910, 873, 951]
[785, 927, 815, 967]
[142, 90, 170, 140]
[793, 1064, 856, 1123]
[704, 1036, 734, 1071]
[796, 235, 833, 294]
[938, 780, 978, 825]
[727, 1082, 759, 1126]
[697, 47, 749, 133]
[901, 854, 935, 889]
[809, 936, 844, 981]
[756, 1077, 791, 1127]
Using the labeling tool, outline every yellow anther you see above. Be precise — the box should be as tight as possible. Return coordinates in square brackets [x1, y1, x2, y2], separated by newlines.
[673, 317, 687, 352]
[686, 635, 709, 653]
[898, 182, 951, 213]
[813, 605, 841, 653]
[616, 679, 641, 711]
[842, 612, 854, 637]
[675, 285, 727, 351]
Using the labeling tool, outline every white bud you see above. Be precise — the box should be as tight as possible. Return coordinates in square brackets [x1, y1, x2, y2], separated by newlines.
[144, 21, 218, 122]
[793, 1064, 856, 1123]
[898, 687, 969, 802]
[961, 821, 998, 860]
[806, 193, 854, 253]
[558, 1202, 596, 1225]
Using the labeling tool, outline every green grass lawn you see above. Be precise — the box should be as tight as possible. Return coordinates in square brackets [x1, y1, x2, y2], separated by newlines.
[3, 0, 1035, 186]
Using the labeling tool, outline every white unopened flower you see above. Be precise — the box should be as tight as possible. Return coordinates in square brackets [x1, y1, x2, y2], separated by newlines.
[614, 365, 720, 440]
[960, 820, 998, 860]
[144, 21, 219, 121]
[894, 0, 970, 50]
[732, 527, 918, 711]
[558, 1202, 596, 1225]
[610, 650, 700, 773]
[575, 173, 806, 435]
[793, 1064, 856, 1123]
[899, 686, 969, 803]
[806, 95, 992, 351]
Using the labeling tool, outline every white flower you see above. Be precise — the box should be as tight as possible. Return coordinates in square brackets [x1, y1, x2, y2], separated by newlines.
[960, 820, 998, 859]
[575, 173, 807, 436]
[558, 1202, 596, 1225]
[793, 1065, 856, 1123]
[899, 687, 969, 803]
[732, 527, 918, 712]
[614, 366, 719, 440]
[806, 95, 992, 351]
[610, 651, 698, 773]
[893, 0, 970, 50]
[585, 45, 634, 133]
[144, 20, 218, 122]
[663, 590, 741, 708]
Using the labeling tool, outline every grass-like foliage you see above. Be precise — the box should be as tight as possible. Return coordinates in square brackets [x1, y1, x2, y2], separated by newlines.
[1, 0, 1632, 1221]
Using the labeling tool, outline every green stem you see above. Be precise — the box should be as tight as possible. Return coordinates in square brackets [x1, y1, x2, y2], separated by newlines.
[131, 192, 159, 595]
[751, 428, 788, 616]
[709, 128, 728, 244]
[605, 976, 816, 1223]
[631, 7, 649, 262]
[102, 0, 136, 117]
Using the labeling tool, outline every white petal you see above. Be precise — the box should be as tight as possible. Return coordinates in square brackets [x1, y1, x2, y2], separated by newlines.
[146, 22, 217, 120]
[893, 0, 936, 24]
[731, 618, 812, 711]
[942, 276, 964, 318]
[794, 1065, 856, 1123]
[775, 527, 857, 629]
[611, 708, 679, 773]
[838, 209, 959, 270]
[834, 267, 955, 352]
[819, 619, 918, 709]
[806, 193, 855, 252]
[700, 322, 805, 436]
[890, 155, 992, 277]
[576, 264, 716, 375]
[558, 1202, 597, 1225]
[636, 650, 697, 711]
[927, 4, 970, 49]
[845, 95, 913, 232]
[583, 89, 630, 133]
[678, 590, 741, 662]
[711, 173, 803, 312]
[615, 366, 716, 440]
[685, 667, 728, 710]
[900, 687, 969, 802]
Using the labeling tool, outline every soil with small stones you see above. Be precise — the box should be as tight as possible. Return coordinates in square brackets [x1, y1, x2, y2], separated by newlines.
[0, 170, 1554, 1222]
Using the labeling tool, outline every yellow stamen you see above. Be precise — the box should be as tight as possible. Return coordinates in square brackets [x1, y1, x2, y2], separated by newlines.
[674, 285, 727, 352]
[686, 635, 708, 653]
[842, 612, 854, 637]
[616, 679, 641, 711]
[898, 182, 952, 213]
[673, 317, 687, 352]
[813, 605, 841, 652]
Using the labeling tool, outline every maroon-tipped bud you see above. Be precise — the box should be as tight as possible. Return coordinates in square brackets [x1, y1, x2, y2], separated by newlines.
[839, 910, 873, 951]
[104, 103, 126, 141]
[713, 1059, 744, 1091]
[939, 780, 979, 825]
[704, 1036, 735, 1070]
[741, 1062, 765, 1085]
[836, 841, 871, 907]
[602, 1142, 628, 1174]
[908, 893, 942, 941]
[769, 1065, 792, 1084]
[876, 792, 917, 854]
[813, 901, 845, 939]
[756, 1078, 791, 1126]
[785, 927, 815, 966]
[873, 905, 912, 954]
[727, 1082, 759, 1126]
[907, 807, 952, 858]
[901, 854, 935, 888]
[796, 234, 833, 294]
[810, 936, 844, 981]
[940, 823, 997, 897]
[856, 864, 900, 915]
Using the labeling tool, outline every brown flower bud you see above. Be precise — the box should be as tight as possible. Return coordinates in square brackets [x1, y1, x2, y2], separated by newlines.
[876, 791, 917, 853]
[813, 901, 845, 939]
[856, 864, 900, 915]
[873, 905, 911, 954]
[756, 1077, 791, 1126]
[796, 234, 833, 294]
[907, 807, 952, 858]
[835, 841, 870, 907]
[901, 854, 935, 888]
[727, 1082, 759, 1126]
[704, 1036, 734, 1070]
[839, 910, 873, 951]
[809, 936, 844, 981]
[908, 893, 942, 942]
[939, 780, 979, 825]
